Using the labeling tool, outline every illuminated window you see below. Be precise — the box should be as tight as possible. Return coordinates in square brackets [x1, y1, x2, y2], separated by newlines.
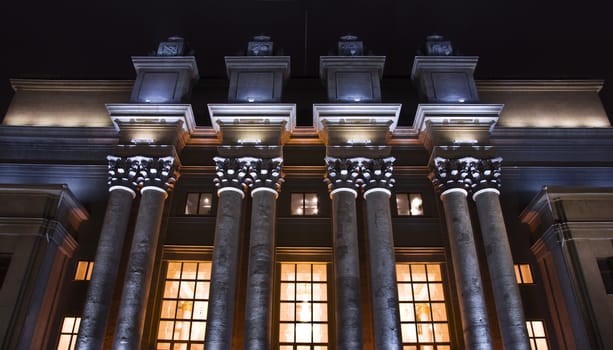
[396, 263, 451, 349]
[277, 262, 330, 349]
[526, 320, 549, 350]
[156, 261, 212, 350]
[56, 316, 80, 350]
[185, 193, 213, 215]
[514, 264, 534, 284]
[597, 257, 613, 294]
[396, 193, 424, 216]
[291, 193, 318, 216]
[0, 254, 11, 289]
[74, 261, 94, 281]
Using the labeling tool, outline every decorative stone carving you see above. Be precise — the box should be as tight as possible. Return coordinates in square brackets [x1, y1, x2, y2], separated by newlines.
[107, 155, 140, 189]
[247, 157, 284, 192]
[128, 156, 178, 191]
[468, 157, 503, 193]
[324, 157, 362, 192]
[423, 34, 453, 56]
[338, 34, 364, 56]
[359, 157, 396, 192]
[156, 36, 186, 57]
[247, 35, 273, 56]
[213, 156, 250, 191]
[430, 156, 479, 193]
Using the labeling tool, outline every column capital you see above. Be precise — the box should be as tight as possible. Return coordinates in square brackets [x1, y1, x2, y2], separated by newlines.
[246, 157, 284, 197]
[469, 157, 503, 197]
[213, 157, 250, 197]
[107, 155, 140, 194]
[360, 157, 396, 194]
[324, 157, 362, 194]
[129, 156, 179, 193]
[429, 156, 477, 195]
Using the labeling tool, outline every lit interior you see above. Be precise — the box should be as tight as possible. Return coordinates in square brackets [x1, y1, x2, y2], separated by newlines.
[184, 193, 213, 215]
[526, 320, 549, 350]
[74, 261, 94, 281]
[291, 193, 318, 216]
[396, 194, 424, 216]
[514, 264, 534, 284]
[157, 261, 212, 350]
[56, 317, 80, 350]
[396, 263, 450, 350]
[279, 262, 329, 349]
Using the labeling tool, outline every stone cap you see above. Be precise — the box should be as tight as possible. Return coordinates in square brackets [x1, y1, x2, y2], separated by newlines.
[224, 56, 291, 79]
[411, 56, 479, 81]
[131, 56, 200, 80]
[106, 104, 196, 134]
[208, 103, 296, 133]
[313, 103, 401, 133]
[319, 56, 386, 80]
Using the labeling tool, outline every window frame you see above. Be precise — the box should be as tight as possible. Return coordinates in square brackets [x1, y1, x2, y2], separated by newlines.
[290, 193, 319, 216]
[56, 316, 81, 350]
[395, 193, 425, 217]
[395, 248, 457, 350]
[526, 320, 549, 350]
[184, 192, 214, 216]
[73, 260, 94, 281]
[0, 253, 12, 289]
[273, 248, 334, 350]
[514, 263, 535, 285]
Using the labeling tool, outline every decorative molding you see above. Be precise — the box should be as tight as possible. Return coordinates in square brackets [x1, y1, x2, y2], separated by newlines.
[123, 156, 179, 192]
[224, 56, 291, 79]
[476, 79, 604, 92]
[208, 103, 296, 133]
[429, 156, 477, 193]
[324, 157, 362, 192]
[359, 157, 396, 192]
[413, 103, 502, 132]
[9, 79, 133, 92]
[312, 103, 401, 133]
[131, 56, 199, 80]
[468, 157, 503, 193]
[213, 157, 250, 192]
[319, 56, 386, 80]
[247, 157, 284, 192]
[410, 56, 479, 80]
[107, 155, 141, 190]
[105, 103, 196, 134]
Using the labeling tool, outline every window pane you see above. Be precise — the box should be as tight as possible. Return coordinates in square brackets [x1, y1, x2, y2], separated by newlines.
[427, 265, 442, 281]
[185, 193, 199, 215]
[313, 303, 328, 322]
[312, 283, 327, 301]
[74, 261, 89, 280]
[198, 193, 212, 215]
[411, 265, 427, 281]
[291, 193, 305, 215]
[295, 323, 312, 342]
[409, 194, 424, 216]
[161, 300, 177, 318]
[398, 284, 413, 301]
[280, 302, 295, 321]
[520, 264, 534, 284]
[514, 265, 522, 283]
[279, 323, 294, 342]
[57, 316, 81, 350]
[296, 264, 311, 281]
[312, 264, 327, 281]
[280, 283, 295, 301]
[281, 264, 295, 281]
[313, 324, 328, 342]
[304, 193, 318, 215]
[396, 194, 410, 215]
[397, 264, 411, 282]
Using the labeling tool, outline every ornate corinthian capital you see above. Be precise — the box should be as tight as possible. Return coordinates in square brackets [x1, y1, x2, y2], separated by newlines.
[468, 157, 503, 193]
[107, 155, 140, 190]
[360, 157, 396, 192]
[246, 157, 284, 192]
[324, 157, 362, 192]
[213, 157, 250, 192]
[429, 156, 478, 194]
[129, 156, 179, 192]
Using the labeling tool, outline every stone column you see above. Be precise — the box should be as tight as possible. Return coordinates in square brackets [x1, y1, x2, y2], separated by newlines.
[470, 158, 530, 350]
[76, 156, 138, 350]
[204, 157, 249, 350]
[431, 157, 493, 350]
[324, 157, 364, 349]
[361, 157, 402, 350]
[243, 158, 284, 350]
[113, 156, 178, 350]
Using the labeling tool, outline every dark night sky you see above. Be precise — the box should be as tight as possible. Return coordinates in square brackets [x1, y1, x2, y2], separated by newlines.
[2, 0, 613, 121]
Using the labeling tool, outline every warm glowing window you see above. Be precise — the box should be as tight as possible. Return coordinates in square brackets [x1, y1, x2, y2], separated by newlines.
[74, 261, 94, 281]
[184, 193, 213, 215]
[56, 316, 80, 350]
[597, 257, 613, 294]
[396, 193, 424, 216]
[526, 320, 549, 350]
[291, 193, 319, 216]
[514, 264, 534, 284]
[396, 263, 451, 349]
[156, 261, 212, 350]
[277, 262, 330, 349]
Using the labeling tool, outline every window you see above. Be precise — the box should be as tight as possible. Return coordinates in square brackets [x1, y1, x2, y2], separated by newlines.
[514, 264, 534, 284]
[74, 261, 94, 281]
[597, 257, 613, 294]
[277, 262, 330, 349]
[396, 193, 424, 216]
[291, 193, 318, 216]
[526, 320, 549, 350]
[0, 254, 11, 289]
[396, 263, 451, 349]
[184, 193, 213, 215]
[56, 316, 80, 350]
[156, 261, 212, 350]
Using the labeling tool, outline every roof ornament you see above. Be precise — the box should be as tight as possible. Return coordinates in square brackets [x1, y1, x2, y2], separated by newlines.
[423, 34, 454, 56]
[247, 35, 274, 56]
[155, 36, 187, 57]
[338, 34, 364, 56]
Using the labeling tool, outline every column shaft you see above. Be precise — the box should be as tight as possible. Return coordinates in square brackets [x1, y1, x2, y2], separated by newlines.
[76, 188, 134, 350]
[440, 190, 493, 350]
[364, 190, 402, 350]
[204, 189, 244, 350]
[113, 188, 167, 350]
[243, 189, 277, 349]
[331, 190, 364, 349]
[474, 190, 530, 350]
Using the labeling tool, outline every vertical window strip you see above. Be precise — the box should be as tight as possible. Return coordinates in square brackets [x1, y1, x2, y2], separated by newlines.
[526, 320, 549, 350]
[395, 193, 424, 216]
[514, 264, 534, 284]
[291, 193, 318, 216]
[74, 261, 94, 281]
[156, 260, 212, 350]
[185, 193, 213, 216]
[396, 263, 451, 350]
[56, 316, 80, 350]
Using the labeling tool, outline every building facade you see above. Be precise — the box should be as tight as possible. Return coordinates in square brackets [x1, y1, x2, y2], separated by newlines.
[0, 35, 612, 350]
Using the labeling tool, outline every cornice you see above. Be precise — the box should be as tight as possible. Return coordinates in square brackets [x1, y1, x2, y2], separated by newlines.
[131, 56, 199, 80]
[319, 56, 386, 79]
[106, 103, 196, 134]
[224, 56, 291, 79]
[312, 103, 401, 132]
[10, 79, 133, 92]
[410, 56, 479, 80]
[476, 79, 604, 92]
[208, 103, 296, 133]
